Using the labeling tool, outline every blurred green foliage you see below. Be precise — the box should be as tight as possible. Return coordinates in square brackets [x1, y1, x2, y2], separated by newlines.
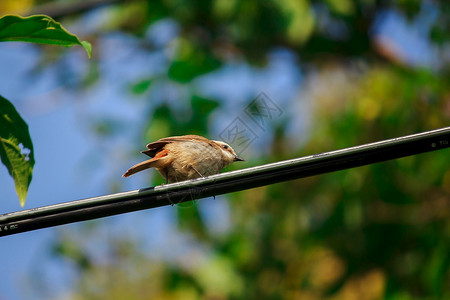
[15, 0, 450, 299]
[0, 14, 91, 206]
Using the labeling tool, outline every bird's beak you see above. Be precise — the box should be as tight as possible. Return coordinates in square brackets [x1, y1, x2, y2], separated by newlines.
[234, 156, 245, 162]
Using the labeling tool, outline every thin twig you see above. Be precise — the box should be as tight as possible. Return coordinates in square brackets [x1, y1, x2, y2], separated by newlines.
[29, 0, 127, 18]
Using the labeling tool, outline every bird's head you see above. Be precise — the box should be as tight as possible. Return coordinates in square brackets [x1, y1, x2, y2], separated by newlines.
[212, 140, 245, 165]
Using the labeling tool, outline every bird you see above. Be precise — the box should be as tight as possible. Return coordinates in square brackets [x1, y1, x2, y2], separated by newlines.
[122, 135, 244, 183]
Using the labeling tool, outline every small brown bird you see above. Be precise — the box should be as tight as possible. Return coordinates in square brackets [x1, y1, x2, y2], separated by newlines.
[122, 135, 244, 183]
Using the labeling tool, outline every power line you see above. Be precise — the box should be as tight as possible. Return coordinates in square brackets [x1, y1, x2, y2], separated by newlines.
[1, 126, 450, 237]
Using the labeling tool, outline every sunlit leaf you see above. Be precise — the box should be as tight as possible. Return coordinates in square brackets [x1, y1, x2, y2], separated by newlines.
[0, 14, 92, 58]
[325, 0, 355, 15]
[0, 95, 34, 206]
[276, 0, 315, 44]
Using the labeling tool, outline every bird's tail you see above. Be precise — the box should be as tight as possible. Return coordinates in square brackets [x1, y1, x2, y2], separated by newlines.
[122, 159, 158, 177]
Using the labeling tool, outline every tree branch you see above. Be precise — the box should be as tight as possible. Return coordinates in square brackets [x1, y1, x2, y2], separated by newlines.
[29, 0, 128, 18]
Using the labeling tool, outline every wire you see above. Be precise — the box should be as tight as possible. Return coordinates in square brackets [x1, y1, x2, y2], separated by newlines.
[1, 126, 450, 237]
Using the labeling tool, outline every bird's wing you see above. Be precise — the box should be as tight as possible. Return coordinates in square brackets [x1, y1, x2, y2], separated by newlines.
[142, 135, 209, 157]
[141, 141, 170, 157]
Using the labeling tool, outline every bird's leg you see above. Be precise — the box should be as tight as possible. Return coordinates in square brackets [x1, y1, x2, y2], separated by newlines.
[162, 171, 168, 185]
[191, 165, 205, 178]
[190, 166, 211, 199]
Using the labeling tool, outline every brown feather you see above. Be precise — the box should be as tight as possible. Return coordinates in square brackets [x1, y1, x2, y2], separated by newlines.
[122, 149, 169, 177]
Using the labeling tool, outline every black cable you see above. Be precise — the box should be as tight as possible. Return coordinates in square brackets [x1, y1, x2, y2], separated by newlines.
[1, 126, 449, 237]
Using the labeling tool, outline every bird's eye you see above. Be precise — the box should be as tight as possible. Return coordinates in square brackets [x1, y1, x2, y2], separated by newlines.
[222, 145, 229, 149]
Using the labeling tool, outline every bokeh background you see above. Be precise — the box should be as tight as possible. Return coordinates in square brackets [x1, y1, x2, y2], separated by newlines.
[0, 0, 449, 299]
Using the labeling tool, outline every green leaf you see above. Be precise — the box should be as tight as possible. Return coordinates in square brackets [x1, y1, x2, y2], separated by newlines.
[130, 79, 152, 95]
[0, 95, 35, 206]
[0, 14, 92, 58]
[168, 58, 221, 83]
